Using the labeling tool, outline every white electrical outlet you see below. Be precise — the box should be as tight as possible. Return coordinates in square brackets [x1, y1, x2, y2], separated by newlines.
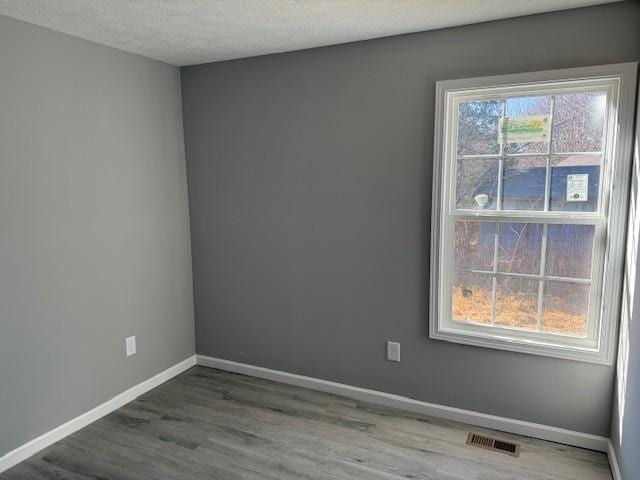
[125, 335, 137, 357]
[386, 341, 400, 362]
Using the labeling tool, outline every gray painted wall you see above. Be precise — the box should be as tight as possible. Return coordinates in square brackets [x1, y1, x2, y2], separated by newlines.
[182, 1, 640, 436]
[0, 16, 194, 456]
[611, 83, 640, 480]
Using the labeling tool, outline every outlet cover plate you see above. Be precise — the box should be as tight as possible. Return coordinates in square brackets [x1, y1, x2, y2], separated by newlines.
[125, 335, 137, 357]
[387, 341, 400, 362]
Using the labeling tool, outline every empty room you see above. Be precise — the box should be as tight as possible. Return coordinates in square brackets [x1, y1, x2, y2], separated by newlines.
[1, 1, 639, 479]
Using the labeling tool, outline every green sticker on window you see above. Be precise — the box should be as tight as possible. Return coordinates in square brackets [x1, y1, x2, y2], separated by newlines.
[498, 115, 550, 144]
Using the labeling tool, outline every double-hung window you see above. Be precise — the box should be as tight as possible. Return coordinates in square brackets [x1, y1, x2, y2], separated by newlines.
[430, 64, 637, 364]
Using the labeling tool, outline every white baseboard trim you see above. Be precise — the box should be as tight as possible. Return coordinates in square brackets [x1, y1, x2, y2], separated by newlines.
[197, 355, 609, 452]
[0, 355, 197, 474]
[608, 440, 623, 480]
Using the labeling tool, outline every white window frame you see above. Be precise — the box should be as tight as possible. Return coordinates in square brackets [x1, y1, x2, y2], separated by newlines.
[429, 63, 638, 364]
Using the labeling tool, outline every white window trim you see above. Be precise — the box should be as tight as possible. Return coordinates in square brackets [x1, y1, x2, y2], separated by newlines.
[429, 63, 638, 365]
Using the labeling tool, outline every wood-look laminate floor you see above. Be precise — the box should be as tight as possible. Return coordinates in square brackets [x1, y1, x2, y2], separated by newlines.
[2, 366, 612, 480]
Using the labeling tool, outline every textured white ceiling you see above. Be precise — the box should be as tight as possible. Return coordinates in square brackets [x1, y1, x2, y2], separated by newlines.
[0, 0, 622, 66]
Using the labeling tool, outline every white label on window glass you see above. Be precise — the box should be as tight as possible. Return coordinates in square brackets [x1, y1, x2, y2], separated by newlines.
[498, 115, 551, 144]
[566, 174, 588, 202]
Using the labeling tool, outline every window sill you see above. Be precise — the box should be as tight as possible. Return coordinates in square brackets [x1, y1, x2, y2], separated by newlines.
[429, 322, 612, 365]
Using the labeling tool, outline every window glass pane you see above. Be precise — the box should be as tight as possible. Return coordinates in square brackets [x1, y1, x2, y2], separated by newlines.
[457, 100, 501, 156]
[504, 96, 551, 155]
[553, 92, 606, 153]
[452, 272, 492, 325]
[549, 154, 601, 212]
[545, 225, 595, 279]
[456, 159, 498, 210]
[497, 223, 543, 274]
[495, 277, 539, 330]
[454, 221, 495, 271]
[502, 157, 546, 210]
[542, 281, 590, 336]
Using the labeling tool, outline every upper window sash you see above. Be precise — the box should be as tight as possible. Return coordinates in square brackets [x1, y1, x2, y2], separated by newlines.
[443, 80, 620, 221]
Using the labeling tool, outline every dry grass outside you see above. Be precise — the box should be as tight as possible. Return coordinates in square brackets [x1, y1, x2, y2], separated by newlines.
[453, 286, 492, 325]
[452, 287, 587, 336]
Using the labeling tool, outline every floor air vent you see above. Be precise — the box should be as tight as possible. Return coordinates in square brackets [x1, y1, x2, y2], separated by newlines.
[466, 432, 520, 457]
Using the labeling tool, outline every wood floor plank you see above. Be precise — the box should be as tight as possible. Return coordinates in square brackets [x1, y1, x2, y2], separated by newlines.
[1, 366, 612, 480]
